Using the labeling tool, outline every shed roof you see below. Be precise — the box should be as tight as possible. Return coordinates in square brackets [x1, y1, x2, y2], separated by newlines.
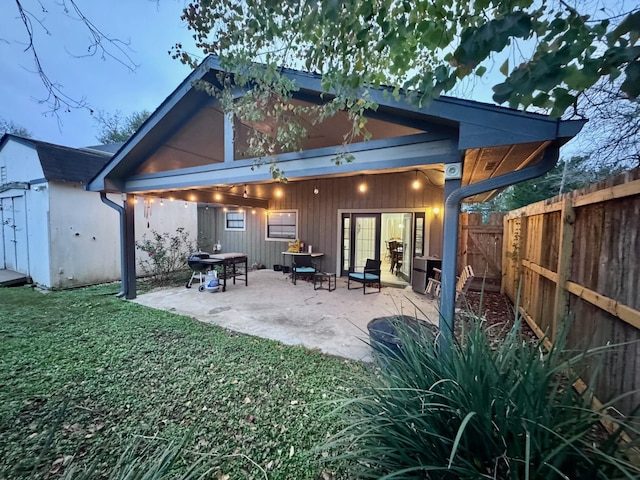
[1, 134, 113, 185]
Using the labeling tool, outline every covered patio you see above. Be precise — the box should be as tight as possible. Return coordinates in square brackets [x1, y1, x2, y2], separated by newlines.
[134, 269, 439, 362]
[88, 56, 584, 341]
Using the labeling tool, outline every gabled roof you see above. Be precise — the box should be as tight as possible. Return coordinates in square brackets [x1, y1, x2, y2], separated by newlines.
[1, 134, 113, 185]
[87, 55, 586, 197]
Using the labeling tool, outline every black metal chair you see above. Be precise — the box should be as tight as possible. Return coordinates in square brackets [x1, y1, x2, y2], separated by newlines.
[291, 255, 317, 285]
[348, 258, 382, 294]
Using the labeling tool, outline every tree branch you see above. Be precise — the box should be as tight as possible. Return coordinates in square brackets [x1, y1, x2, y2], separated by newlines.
[12, 0, 139, 115]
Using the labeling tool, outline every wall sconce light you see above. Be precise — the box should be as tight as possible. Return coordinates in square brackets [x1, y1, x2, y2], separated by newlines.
[160, 198, 164, 206]
[275, 188, 283, 198]
[189, 194, 196, 202]
[243, 185, 248, 198]
[313, 186, 319, 195]
[412, 170, 421, 190]
[133, 197, 138, 204]
[433, 207, 440, 215]
[223, 206, 228, 212]
[251, 208, 256, 215]
[184, 202, 188, 208]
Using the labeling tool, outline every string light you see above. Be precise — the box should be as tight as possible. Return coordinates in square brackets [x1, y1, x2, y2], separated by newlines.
[313, 185, 319, 195]
[275, 188, 283, 198]
[412, 170, 420, 190]
[358, 177, 367, 193]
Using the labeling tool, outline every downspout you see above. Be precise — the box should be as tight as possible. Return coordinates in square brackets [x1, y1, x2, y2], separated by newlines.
[100, 192, 127, 298]
[439, 146, 560, 353]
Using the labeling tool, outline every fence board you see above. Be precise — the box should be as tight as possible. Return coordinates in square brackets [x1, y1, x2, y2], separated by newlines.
[459, 212, 504, 290]
[503, 167, 640, 417]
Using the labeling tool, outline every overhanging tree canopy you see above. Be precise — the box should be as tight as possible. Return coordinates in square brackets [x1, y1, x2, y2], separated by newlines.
[175, 0, 639, 118]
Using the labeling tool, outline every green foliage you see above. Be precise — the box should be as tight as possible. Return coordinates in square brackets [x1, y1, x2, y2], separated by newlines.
[60, 435, 215, 480]
[136, 228, 194, 282]
[325, 315, 640, 479]
[175, 1, 639, 116]
[0, 285, 359, 479]
[0, 117, 32, 138]
[501, 156, 623, 210]
[94, 110, 151, 144]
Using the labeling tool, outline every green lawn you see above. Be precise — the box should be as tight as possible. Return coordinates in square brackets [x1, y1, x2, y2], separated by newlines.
[0, 285, 363, 479]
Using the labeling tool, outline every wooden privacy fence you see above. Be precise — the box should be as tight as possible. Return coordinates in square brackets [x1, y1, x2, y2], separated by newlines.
[458, 212, 505, 291]
[502, 167, 640, 416]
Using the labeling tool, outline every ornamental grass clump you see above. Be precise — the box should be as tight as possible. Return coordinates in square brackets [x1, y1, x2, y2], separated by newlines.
[326, 314, 640, 479]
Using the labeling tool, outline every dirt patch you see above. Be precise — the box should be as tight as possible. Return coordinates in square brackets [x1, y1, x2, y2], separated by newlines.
[462, 291, 538, 344]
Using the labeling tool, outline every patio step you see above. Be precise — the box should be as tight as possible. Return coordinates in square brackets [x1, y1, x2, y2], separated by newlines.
[0, 269, 29, 287]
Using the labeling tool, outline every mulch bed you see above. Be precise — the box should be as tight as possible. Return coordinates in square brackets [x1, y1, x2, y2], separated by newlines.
[460, 290, 539, 344]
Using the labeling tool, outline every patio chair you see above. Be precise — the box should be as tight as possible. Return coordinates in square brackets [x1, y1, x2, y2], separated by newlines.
[426, 265, 474, 305]
[291, 255, 317, 285]
[348, 258, 382, 294]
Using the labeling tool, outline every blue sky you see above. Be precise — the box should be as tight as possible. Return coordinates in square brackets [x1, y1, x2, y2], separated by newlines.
[1, 0, 592, 157]
[1, 1, 199, 147]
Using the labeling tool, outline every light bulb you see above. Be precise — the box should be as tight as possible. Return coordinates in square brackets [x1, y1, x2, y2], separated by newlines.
[412, 179, 420, 189]
[358, 183, 367, 193]
[313, 187, 319, 195]
[160, 199, 164, 206]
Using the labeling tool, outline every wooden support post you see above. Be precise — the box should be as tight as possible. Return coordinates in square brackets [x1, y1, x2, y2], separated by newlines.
[501, 215, 509, 295]
[552, 198, 575, 341]
[516, 214, 528, 301]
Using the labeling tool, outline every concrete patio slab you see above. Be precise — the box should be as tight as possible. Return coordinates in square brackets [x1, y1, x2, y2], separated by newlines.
[134, 269, 439, 362]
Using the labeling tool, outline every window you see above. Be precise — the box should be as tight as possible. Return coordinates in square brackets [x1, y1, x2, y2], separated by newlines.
[266, 210, 297, 241]
[225, 210, 246, 231]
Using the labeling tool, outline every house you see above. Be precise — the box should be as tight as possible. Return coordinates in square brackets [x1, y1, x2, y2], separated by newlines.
[0, 134, 197, 289]
[87, 56, 584, 336]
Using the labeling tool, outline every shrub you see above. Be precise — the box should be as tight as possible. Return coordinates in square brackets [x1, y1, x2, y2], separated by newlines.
[136, 228, 194, 282]
[325, 314, 640, 479]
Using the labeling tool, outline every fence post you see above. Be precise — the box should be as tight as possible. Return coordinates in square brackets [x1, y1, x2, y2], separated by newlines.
[516, 214, 528, 301]
[553, 197, 575, 341]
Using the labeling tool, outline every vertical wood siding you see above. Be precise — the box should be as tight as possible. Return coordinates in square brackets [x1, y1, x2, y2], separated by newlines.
[199, 171, 443, 273]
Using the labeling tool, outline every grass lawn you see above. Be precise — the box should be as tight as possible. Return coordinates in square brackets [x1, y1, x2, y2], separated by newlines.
[0, 284, 364, 479]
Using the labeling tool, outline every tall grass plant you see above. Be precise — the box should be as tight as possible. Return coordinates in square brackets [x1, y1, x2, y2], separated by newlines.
[325, 312, 640, 479]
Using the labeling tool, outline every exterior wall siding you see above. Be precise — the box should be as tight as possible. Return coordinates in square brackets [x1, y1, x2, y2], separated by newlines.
[199, 172, 444, 274]
[48, 183, 198, 289]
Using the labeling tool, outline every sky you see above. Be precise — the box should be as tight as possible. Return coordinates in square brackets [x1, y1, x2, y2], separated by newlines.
[0, 0, 611, 157]
[1, 0, 199, 148]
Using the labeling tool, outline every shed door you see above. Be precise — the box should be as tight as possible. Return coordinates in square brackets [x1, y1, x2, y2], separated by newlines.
[1, 195, 29, 274]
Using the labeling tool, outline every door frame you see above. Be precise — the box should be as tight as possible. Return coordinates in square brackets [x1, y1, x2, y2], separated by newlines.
[336, 208, 430, 277]
[340, 213, 381, 276]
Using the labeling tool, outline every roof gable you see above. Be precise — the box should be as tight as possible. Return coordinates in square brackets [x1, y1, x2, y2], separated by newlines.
[1, 134, 113, 184]
[88, 55, 586, 192]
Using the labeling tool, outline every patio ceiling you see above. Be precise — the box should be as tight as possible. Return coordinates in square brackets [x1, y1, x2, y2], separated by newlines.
[88, 56, 584, 206]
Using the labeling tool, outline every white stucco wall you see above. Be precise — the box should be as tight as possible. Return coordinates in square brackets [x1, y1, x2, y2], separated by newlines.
[48, 184, 197, 289]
